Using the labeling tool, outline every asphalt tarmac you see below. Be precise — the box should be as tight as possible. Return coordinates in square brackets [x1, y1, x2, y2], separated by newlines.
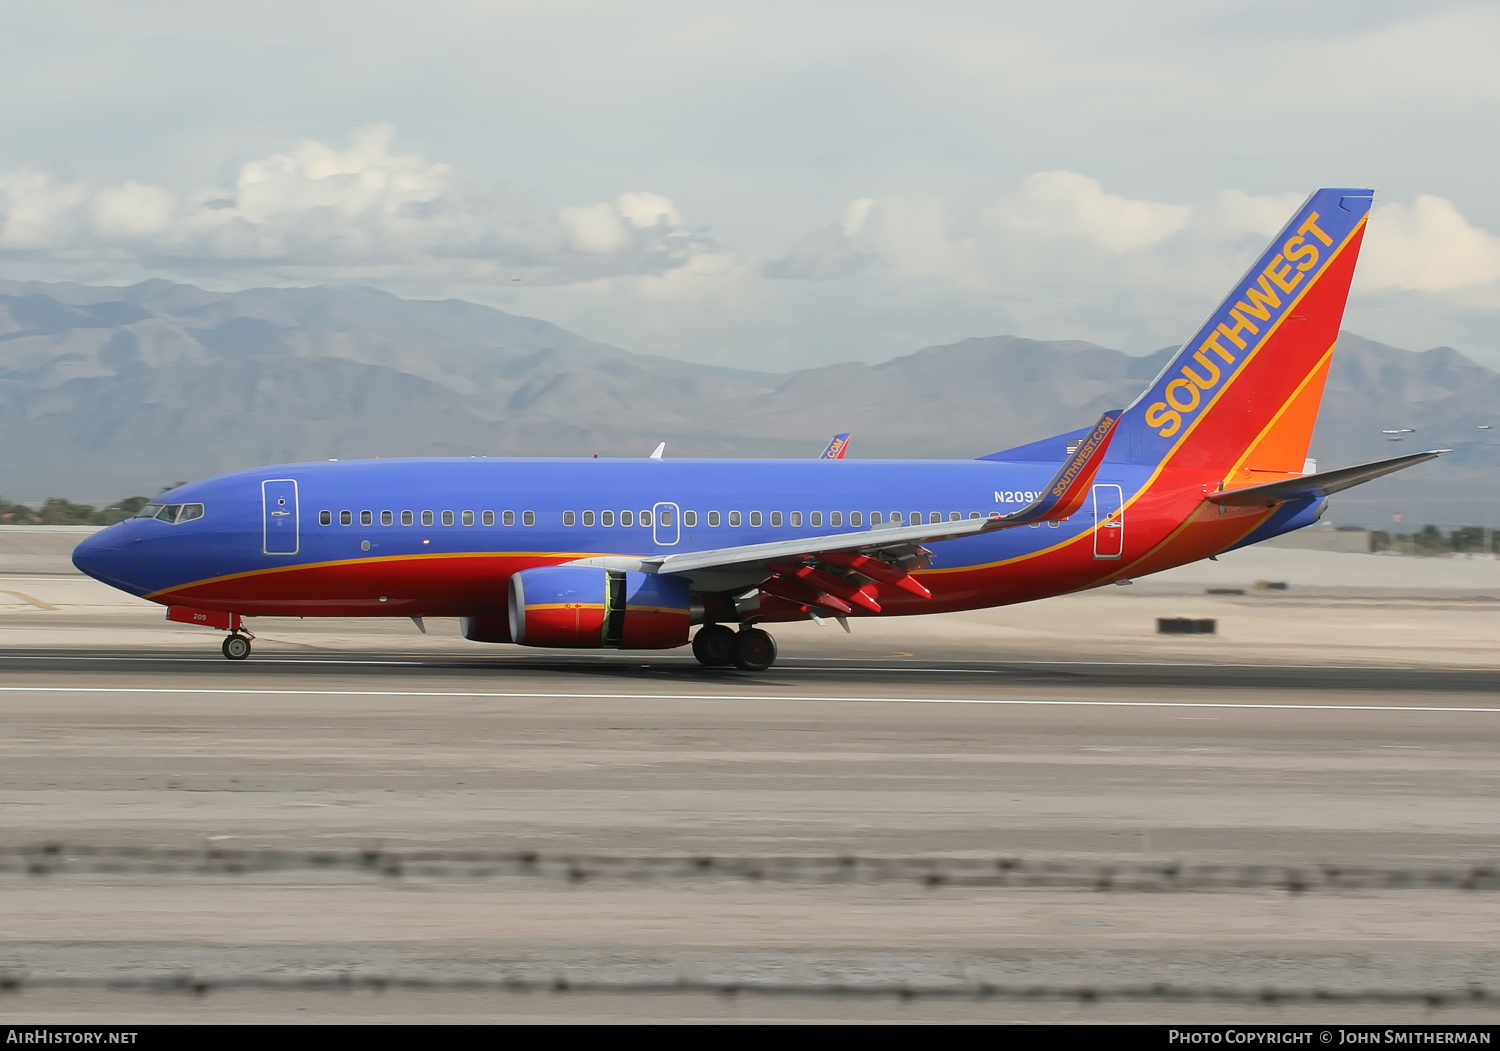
[0, 639, 1497, 1024]
[2, 539, 1498, 1022]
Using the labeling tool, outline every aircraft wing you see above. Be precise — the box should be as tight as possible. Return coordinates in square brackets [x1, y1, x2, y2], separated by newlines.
[648, 409, 1121, 576]
[1206, 450, 1447, 507]
[645, 516, 988, 577]
[604, 411, 1124, 614]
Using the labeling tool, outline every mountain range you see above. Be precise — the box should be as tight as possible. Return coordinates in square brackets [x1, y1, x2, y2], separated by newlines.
[1, 277, 1495, 527]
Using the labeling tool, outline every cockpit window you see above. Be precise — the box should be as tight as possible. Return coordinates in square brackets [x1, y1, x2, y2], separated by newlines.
[133, 503, 204, 524]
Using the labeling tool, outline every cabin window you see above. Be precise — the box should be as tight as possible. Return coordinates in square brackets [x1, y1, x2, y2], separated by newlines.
[870, 512, 882, 525]
[381, 510, 393, 526]
[340, 510, 352, 526]
[969, 511, 981, 520]
[462, 510, 474, 526]
[641, 510, 652, 527]
[360, 510, 373, 526]
[908, 512, 920, 525]
[401, 510, 414, 526]
[1047, 520, 1060, 528]
[770, 511, 782, 527]
[601, 511, 614, 526]
[482, 511, 495, 526]
[563, 511, 576, 526]
[850, 511, 862, 527]
[658, 509, 672, 526]
[830, 511, 842, 527]
[421, 511, 434, 526]
[728, 511, 742, 527]
[441, 510, 454, 526]
[810, 511, 822, 527]
[583, 510, 596, 526]
[790, 511, 802, 526]
[522, 511, 535, 526]
[319, 510, 332, 526]
[950, 512, 961, 522]
[503, 510, 516, 526]
[1029, 522, 1041, 528]
[707, 511, 720, 527]
[749, 511, 762, 527]
[621, 510, 634, 527]
[683, 510, 696, 527]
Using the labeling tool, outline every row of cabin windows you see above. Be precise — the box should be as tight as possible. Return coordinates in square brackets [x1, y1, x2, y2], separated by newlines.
[318, 509, 534, 527]
[319, 509, 1064, 530]
[554, 510, 1041, 528]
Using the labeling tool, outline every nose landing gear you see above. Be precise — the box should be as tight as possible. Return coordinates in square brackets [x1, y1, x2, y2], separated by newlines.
[166, 606, 255, 661]
[692, 624, 777, 671]
[221, 632, 253, 661]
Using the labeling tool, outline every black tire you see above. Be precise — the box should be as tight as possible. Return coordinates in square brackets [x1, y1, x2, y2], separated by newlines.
[732, 627, 777, 671]
[692, 624, 737, 667]
[222, 634, 251, 661]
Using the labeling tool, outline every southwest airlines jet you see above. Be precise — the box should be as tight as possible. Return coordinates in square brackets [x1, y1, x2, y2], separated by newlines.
[72, 188, 1441, 670]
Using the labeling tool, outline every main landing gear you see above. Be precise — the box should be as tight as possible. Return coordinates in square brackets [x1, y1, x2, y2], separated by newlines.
[692, 624, 778, 672]
[221, 632, 253, 661]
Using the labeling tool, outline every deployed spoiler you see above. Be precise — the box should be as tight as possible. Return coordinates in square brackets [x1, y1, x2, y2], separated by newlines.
[1207, 450, 1448, 507]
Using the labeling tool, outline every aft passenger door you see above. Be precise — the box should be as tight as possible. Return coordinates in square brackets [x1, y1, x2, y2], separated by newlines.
[1091, 483, 1123, 560]
[262, 479, 299, 555]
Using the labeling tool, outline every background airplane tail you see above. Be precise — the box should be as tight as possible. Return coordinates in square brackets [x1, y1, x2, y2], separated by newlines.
[1108, 188, 1373, 491]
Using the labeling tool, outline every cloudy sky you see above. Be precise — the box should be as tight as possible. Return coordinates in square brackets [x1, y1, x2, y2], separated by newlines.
[1, 1, 1497, 370]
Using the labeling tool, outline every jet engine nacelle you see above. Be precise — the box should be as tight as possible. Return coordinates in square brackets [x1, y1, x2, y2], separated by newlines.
[507, 566, 691, 649]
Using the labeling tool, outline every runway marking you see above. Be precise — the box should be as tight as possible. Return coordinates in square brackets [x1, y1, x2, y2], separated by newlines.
[0, 685, 1497, 713]
[0, 655, 428, 666]
[0, 589, 58, 611]
[1, 654, 1497, 673]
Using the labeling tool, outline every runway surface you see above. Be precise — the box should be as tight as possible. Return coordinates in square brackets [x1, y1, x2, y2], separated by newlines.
[0, 640, 1497, 1023]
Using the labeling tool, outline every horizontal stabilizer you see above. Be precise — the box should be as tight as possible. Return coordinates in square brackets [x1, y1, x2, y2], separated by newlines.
[1206, 450, 1447, 507]
[977, 424, 1092, 462]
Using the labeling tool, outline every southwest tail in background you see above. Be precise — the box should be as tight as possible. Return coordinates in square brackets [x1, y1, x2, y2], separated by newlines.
[1109, 188, 1373, 490]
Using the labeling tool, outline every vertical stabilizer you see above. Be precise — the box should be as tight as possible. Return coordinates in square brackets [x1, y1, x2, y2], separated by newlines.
[1110, 188, 1372, 489]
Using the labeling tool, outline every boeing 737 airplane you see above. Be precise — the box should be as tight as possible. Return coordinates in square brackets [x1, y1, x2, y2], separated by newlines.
[72, 187, 1442, 670]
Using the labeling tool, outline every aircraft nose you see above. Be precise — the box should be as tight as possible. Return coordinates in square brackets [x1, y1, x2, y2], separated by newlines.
[71, 526, 147, 595]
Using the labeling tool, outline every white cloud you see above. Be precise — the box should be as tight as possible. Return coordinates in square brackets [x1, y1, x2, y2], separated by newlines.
[1358, 195, 1500, 292]
[5, 123, 1500, 372]
[982, 171, 1190, 254]
[0, 124, 709, 283]
[560, 177, 1500, 371]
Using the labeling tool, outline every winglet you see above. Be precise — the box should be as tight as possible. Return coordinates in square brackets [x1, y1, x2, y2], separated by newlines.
[649, 442, 666, 460]
[819, 433, 852, 460]
[995, 410, 1121, 526]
